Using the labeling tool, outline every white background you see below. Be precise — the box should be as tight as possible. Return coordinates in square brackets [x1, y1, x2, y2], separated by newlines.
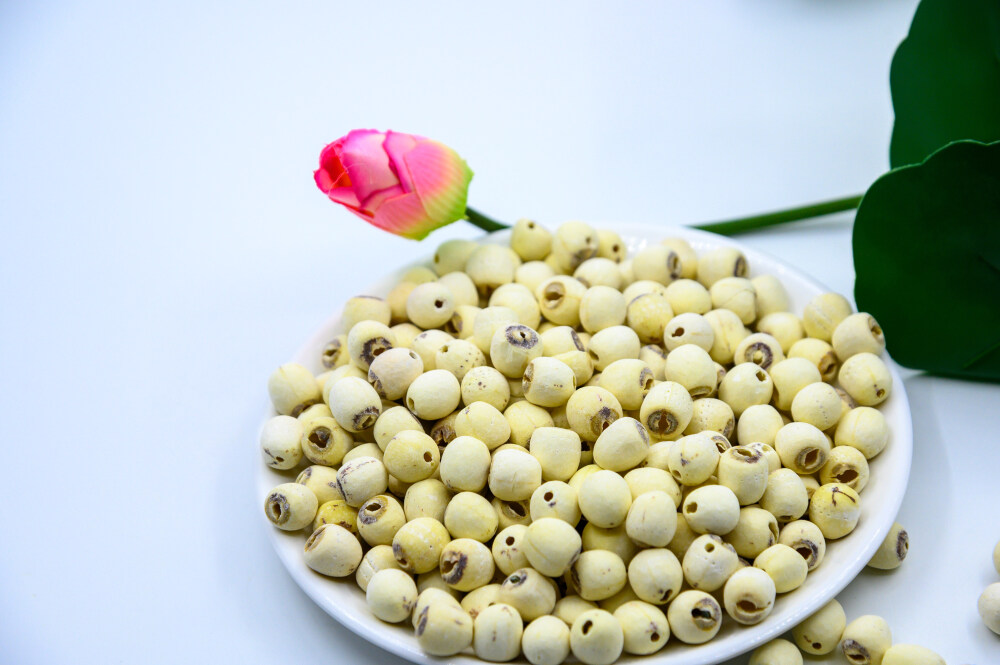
[1, 1, 997, 663]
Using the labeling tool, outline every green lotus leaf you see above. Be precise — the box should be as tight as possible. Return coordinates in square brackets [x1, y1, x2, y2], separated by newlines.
[854, 140, 1000, 380]
[889, 0, 1000, 168]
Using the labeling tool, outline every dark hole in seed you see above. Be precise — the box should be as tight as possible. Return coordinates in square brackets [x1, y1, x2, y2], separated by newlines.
[275, 456, 284, 463]
[692, 608, 712, 620]
[705, 542, 714, 552]
[651, 631, 660, 641]
[612, 244, 620, 252]
[508, 501, 526, 517]
[309, 428, 332, 449]
[423, 451, 433, 463]
[737, 600, 760, 613]
[582, 620, 593, 635]
[876, 388, 885, 398]
[505, 536, 515, 546]
[735, 448, 753, 458]
[270, 503, 282, 519]
[835, 469, 859, 483]
[643, 376, 653, 389]
[441, 345, 449, 354]
[434, 254, 440, 263]
[672, 327, 684, 337]
[372, 347, 385, 357]
[601, 420, 610, 431]
[813, 642, 821, 650]
[588, 349, 599, 362]
[802, 449, 819, 467]
[796, 546, 812, 559]
[755, 370, 766, 381]
[543, 492, 554, 501]
[407, 397, 416, 410]
[871, 322, 883, 336]
[434, 299, 444, 308]
[441, 559, 455, 574]
[686, 502, 698, 513]
[304, 529, 321, 550]
[543, 284, 564, 304]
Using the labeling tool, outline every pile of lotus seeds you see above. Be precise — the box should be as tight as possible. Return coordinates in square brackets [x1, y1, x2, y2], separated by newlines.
[260, 219, 942, 664]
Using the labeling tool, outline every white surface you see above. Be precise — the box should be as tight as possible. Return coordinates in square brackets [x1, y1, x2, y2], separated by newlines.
[260, 224, 913, 665]
[2, 1, 998, 664]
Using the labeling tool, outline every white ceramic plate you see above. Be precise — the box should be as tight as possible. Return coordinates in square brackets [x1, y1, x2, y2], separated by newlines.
[258, 224, 912, 665]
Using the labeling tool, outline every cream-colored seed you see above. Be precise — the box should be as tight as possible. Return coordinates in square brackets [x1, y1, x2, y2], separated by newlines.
[260, 415, 304, 470]
[779, 519, 827, 571]
[770, 357, 823, 411]
[593, 417, 650, 471]
[465, 244, 517, 298]
[748, 441, 781, 472]
[663, 278, 712, 315]
[268, 363, 322, 417]
[455, 402, 511, 450]
[328, 377, 382, 433]
[435, 338, 487, 381]
[516, 261, 557, 293]
[682, 485, 741, 535]
[298, 401, 333, 425]
[581, 522, 639, 564]
[415, 601, 474, 657]
[490, 282, 542, 329]
[835, 406, 890, 459]
[575, 257, 624, 289]
[624, 467, 681, 505]
[438, 538, 495, 591]
[882, 645, 946, 665]
[979, 583, 1000, 636]
[392, 517, 450, 574]
[727, 506, 779, 558]
[704, 308, 750, 364]
[342, 295, 392, 331]
[723, 566, 776, 625]
[383, 430, 440, 483]
[664, 344, 717, 398]
[685, 398, 736, 439]
[697, 247, 748, 287]
[303, 523, 362, 577]
[296, 465, 344, 505]
[640, 381, 693, 440]
[719, 362, 773, 417]
[659, 237, 697, 278]
[265, 482, 318, 531]
[460, 365, 511, 411]
[682, 534, 740, 591]
[400, 266, 438, 284]
[840, 615, 892, 665]
[439, 435, 491, 492]
[497, 567, 558, 621]
[587, 325, 641, 371]
[530, 481, 581, 525]
[663, 312, 715, 353]
[492, 524, 530, 575]
[490, 323, 542, 378]
[504, 400, 555, 446]
[819, 445, 870, 492]
[579, 286, 627, 333]
[613, 601, 669, 655]
[627, 548, 683, 605]
[522, 356, 577, 407]
[366, 568, 418, 623]
[809, 483, 862, 539]
[540, 325, 586, 356]
[598, 359, 654, 411]
[802, 292, 853, 342]
[367, 347, 424, 400]
[347, 320, 397, 371]
[406, 369, 461, 420]
[357, 494, 406, 546]
[667, 432, 721, 486]
[444, 491, 499, 542]
[387, 284, 417, 326]
[373, 406, 423, 451]
[554, 350, 595, 387]
[490, 448, 543, 501]
[321, 334, 350, 369]
[839, 352, 893, 406]
[625, 292, 673, 344]
[750, 275, 791, 318]
[749, 638, 803, 665]
[666, 513, 700, 560]
[596, 230, 626, 262]
[756, 312, 805, 354]
[523, 615, 571, 665]
[791, 381, 843, 430]
[523, 517, 583, 576]
[622, 279, 666, 303]
[355, 544, 402, 591]
[536, 276, 587, 327]
[775, 422, 831, 474]
[624, 490, 676, 547]
[710, 277, 757, 324]
[867, 521, 908, 570]
[718, 445, 770, 506]
[579, 470, 633, 528]
[736, 404, 783, 446]
[633, 245, 683, 285]
[639, 345, 667, 380]
[793, 599, 847, 655]
[410, 329, 452, 371]
[472, 306, 520, 355]
[788, 337, 839, 381]
[433, 239, 479, 276]
[313, 498, 358, 534]
[437, 271, 479, 308]
[572, 550, 628, 601]
[667, 590, 723, 644]
[337, 456, 389, 507]
[570, 609, 625, 665]
[461, 583, 501, 619]
[566, 386, 624, 442]
[552, 221, 599, 273]
[510, 219, 553, 261]
[403, 478, 451, 523]
[754, 544, 808, 593]
[760, 468, 809, 523]
[529, 427, 582, 482]
[734, 332, 785, 371]
[471, 603, 523, 662]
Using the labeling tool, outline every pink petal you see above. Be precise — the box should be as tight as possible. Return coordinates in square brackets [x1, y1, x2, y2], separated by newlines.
[314, 139, 351, 193]
[382, 131, 420, 193]
[370, 191, 432, 239]
[338, 130, 400, 207]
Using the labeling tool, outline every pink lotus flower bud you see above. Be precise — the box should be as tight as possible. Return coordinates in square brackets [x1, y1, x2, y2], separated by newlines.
[314, 129, 474, 240]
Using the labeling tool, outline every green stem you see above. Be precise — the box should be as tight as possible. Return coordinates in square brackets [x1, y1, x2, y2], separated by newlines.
[465, 207, 509, 233]
[693, 194, 864, 236]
